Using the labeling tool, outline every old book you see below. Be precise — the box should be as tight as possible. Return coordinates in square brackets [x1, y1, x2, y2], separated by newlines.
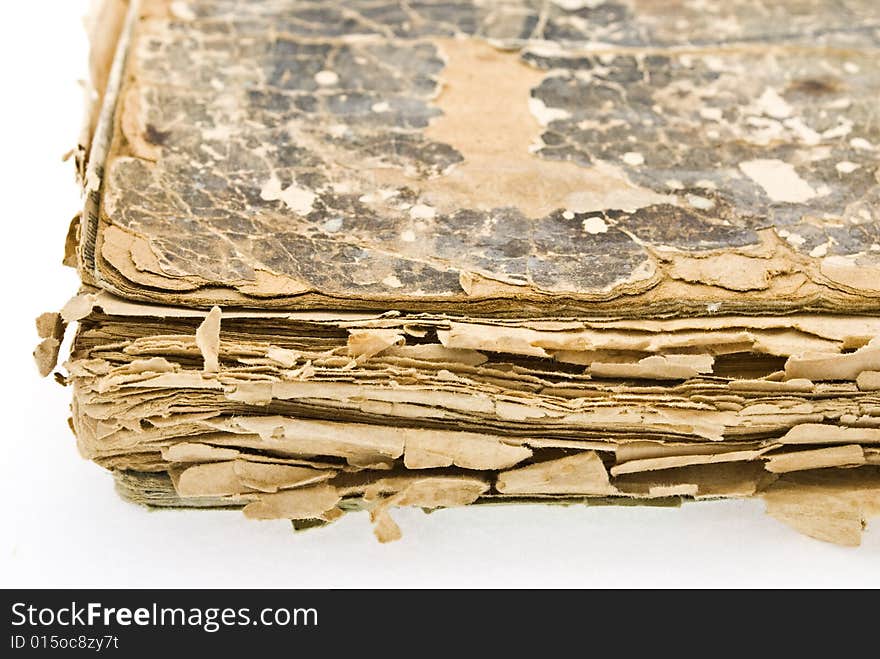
[39, 0, 880, 545]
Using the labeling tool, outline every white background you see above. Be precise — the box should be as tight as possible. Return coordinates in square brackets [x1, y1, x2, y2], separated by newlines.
[1, 1, 878, 588]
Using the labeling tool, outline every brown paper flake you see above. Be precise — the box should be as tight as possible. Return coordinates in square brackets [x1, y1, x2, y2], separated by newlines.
[496, 452, 615, 495]
[195, 306, 222, 373]
[242, 484, 342, 520]
[764, 445, 866, 473]
[763, 467, 880, 546]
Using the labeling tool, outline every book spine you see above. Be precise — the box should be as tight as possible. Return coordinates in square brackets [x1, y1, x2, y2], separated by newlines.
[80, 0, 139, 283]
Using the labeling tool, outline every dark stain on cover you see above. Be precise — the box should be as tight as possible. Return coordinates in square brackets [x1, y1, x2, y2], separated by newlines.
[93, 0, 880, 310]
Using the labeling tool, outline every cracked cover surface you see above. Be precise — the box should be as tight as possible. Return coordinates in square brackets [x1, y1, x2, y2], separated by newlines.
[88, 0, 880, 315]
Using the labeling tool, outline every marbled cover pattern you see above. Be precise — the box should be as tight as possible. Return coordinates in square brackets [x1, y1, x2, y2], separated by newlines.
[95, 0, 880, 310]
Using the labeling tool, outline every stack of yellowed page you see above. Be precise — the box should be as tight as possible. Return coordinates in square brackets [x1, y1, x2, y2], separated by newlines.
[39, 0, 880, 544]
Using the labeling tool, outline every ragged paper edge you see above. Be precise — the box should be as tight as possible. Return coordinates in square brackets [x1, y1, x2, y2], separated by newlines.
[34, 292, 106, 377]
[78, 289, 880, 340]
[91, 204, 880, 314]
[496, 452, 616, 495]
[764, 445, 865, 473]
[242, 484, 342, 521]
[127, 461, 880, 546]
[113, 460, 880, 546]
[174, 460, 336, 497]
[71, 290, 880, 385]
[367, 476, 489, 542]
[71, 288, 880, 366]
[69, 335, 880, 457]
[33, 312, 66, 377]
